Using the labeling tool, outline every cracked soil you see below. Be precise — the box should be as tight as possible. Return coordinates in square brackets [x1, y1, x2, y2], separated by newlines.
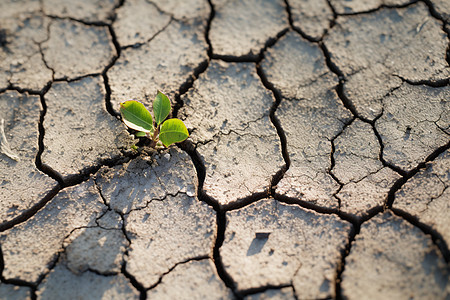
[0, 0, 449, 299]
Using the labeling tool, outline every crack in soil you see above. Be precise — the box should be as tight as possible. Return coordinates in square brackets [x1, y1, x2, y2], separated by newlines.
[94, 179, 148, 299]
[171, 56, 210, 118]
[239, 283, 293, 297]
[145, 255, 210, 291]
[0, 246, 37, 297]
[370, 111, 408, 177]
[0, 152, 133, 233]
[37, 19, 55, 83]
[284, 0, 323, 43]
[211, 28, 289, 63]
[121, 262, 147, 300]
[372, 140, 450, 262]
[421, 0, 450, 29]
[275, 145, 450, 297]
[43, 14, 112, 27]
[334, 221, 359, 299]
[393, 74, 450, 88]
[120, 18, 173, 51]
[102, 22, 124, 118]
[331, 0, 421, 16]
[384, 140, 450, 210]
[319, 43, 362, 121]
[212, 211, 242, 299]
[255, 63, 291, 196]
[168, 7, 295, 294]
[170, 0, 215, 117]
[326, 0, 339, 30]
[328, 117, 356, 210]
[391, 207, 450, 262]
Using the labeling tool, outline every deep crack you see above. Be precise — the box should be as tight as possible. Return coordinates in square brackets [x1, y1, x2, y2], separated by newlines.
[211, 28, 289, 63]
[255, 63, 291, 196]
[334, 222, 359, 299]
[284, 0, 322, 42]
[391, 208, 450, 262]
[212, 211, 242, 299]
[384, 140, 450, 210]
[332, 0, 421, 16]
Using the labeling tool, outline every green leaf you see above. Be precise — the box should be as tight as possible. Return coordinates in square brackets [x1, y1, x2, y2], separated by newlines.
[135, 131, 147, 137]
[153, 91, 171, 126]
[159, 118, 189, 147]
[119, 101, 154, 133]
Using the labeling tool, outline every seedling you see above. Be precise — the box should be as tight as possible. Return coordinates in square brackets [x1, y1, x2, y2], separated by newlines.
[119, 91, 189, 148]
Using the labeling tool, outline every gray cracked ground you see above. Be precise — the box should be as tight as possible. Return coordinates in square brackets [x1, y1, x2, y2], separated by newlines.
[0, 92, 58, 224]
[41, 76, 135, 181]
[109, 15, 209, 112]
[0, 12, 52, 90]
[221, 199, 352, 298]
[146, 259, 233, 299]
[394, 150, 450, 247]
[179, 61, 284, 206]
[341, 212, 449, 299]
[0, 0, 449, 299]
[324, 2, 449, 120]
[42, 19, 116, 80]
[210, 0, 288, 58]
[262, 31, 353, 209]
[42, 0, 120, 24]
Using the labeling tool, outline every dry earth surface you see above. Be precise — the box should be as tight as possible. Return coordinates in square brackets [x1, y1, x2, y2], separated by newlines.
[0, 0, 449, 299]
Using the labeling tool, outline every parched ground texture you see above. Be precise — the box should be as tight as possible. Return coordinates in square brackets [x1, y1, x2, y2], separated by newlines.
[0, 0, 449, 299]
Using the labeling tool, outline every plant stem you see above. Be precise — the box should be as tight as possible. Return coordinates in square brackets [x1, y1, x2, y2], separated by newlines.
[149, 126, 160, 148]
[152, 126, 159, 142]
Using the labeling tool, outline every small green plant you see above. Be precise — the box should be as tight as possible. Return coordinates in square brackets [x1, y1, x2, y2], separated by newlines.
[119, 91, 189, 148]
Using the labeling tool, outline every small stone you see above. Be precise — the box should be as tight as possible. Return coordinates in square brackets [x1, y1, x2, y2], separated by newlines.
[255, 231, 271, 239]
